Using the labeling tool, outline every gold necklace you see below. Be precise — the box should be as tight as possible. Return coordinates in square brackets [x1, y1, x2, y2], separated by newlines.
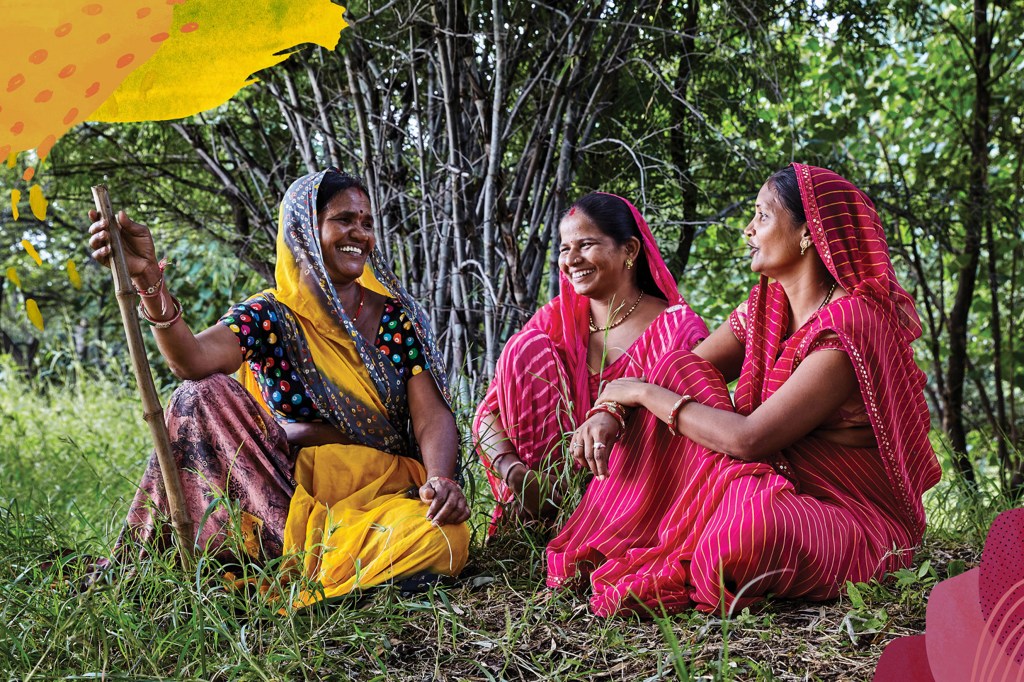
[782, 281, 838, 343]
[590, 291, 644, 333]
[818, 281, 838, 311]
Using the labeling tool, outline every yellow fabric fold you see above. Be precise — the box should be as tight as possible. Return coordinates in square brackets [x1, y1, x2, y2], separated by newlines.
[283, 443, 470, 606]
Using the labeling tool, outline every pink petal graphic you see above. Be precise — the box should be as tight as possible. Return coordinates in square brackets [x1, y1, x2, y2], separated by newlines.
[925, 568, 986, 682]
[873, 635, 935, 682]
[979, 508, 1024, 669]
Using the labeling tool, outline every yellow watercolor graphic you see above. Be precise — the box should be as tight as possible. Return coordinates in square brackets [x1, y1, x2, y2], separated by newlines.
[26, 298, 44, 331]
[21, 240, 42, 266]
[0, 0, 176, 161]
[67, 259, 82, 289]
[89, 0, 347, 122]
[1, 0, 348, 335]
[6, 267, 21, 289]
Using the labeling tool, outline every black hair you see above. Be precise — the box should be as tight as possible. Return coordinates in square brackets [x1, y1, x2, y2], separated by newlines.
[567, 192, 663, 300]
[315, 170, 371, 214]
[766, 165, 806, 225]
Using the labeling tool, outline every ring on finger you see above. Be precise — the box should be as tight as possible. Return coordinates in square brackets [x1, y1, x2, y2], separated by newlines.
[593, 442, 606, 450]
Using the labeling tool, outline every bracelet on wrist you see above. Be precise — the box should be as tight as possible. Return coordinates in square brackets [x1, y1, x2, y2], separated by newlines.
[490, 452, 519, 480]
[667, 394, 695, 437]
[138, 294, 183, 329]
[504, 461, 528, 489]
[134, 258, 170, 297]
[585, 403, 627, 433]
[427, 475, 460, 489]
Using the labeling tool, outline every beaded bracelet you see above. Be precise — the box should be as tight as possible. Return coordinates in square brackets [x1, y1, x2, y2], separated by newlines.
[134, 259, 170, 297]
[138, 294, 183, 329]
[667, 394, 695, 436]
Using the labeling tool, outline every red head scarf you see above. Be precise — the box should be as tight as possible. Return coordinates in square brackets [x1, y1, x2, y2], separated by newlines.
[521, 193, 708, 421]
[739, 164, 939, 537]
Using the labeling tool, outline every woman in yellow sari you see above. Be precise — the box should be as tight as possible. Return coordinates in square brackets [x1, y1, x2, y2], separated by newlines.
[87, 169, 470, 603]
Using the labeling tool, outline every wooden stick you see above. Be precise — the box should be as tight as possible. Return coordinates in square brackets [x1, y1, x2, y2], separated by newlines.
[91, 186, 195, 572]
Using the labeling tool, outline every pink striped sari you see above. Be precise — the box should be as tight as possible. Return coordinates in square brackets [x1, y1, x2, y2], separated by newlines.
[546, 165, 941, 616]
[472, 195, 708, 532]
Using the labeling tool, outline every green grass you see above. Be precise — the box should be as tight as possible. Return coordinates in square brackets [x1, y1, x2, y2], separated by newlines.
[0, 357, 1005, 680]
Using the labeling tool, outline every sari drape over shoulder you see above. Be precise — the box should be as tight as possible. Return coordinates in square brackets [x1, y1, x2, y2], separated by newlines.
[122, 169, 468, 604]
[473, 194, 708, 531]
[546, 165, 940, 616]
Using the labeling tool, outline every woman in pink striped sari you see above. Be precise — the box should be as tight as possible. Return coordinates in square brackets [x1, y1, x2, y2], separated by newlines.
[547, 164, 941, 616]
[473, 193, 708, 532]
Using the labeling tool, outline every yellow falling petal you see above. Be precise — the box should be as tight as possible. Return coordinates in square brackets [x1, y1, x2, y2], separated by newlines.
[6, 153, 16, 169]
[11, 189, 20, 221]
[21, 240, 42, 266]
[26, 298, 44, 331]
[67, 259, 82, 290]
[29, 185, 48, 221]
[6, 267, 20, 289]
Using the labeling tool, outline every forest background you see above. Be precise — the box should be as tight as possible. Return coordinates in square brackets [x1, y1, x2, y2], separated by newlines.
[1, 0, 1022, 678]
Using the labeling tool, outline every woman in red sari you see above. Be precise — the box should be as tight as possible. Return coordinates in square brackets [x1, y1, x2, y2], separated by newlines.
[547, 164, 941, 617]
[473, 193, 707, 531]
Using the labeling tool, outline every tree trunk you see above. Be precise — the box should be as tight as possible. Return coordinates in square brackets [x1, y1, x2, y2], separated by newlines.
[942, 0, 991, 482]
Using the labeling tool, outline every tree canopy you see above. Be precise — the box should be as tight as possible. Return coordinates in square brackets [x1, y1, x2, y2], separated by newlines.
[2, 0, 1022, 489]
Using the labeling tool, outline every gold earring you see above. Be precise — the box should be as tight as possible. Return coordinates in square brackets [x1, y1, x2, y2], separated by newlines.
[625, 257, 634, 269]
[800, 237, 812, 256]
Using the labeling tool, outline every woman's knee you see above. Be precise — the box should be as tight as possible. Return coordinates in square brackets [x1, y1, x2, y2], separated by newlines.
[495, 328, 560, 376]
[168, 373, 248, 414]
[648, 350, 732, 408]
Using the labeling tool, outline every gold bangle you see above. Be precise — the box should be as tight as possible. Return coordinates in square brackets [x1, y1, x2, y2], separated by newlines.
[667, 394, 694, 437]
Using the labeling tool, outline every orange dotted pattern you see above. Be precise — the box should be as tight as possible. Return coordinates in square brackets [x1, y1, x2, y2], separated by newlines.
[0, 0, 182, 164]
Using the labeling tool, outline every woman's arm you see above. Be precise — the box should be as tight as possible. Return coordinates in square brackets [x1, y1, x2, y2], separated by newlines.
[88, 210, 243, 379]
[692, 320, 745, 384]
[476, 411, 564, 519]
[408, 371, 470, 525]
[599, 349, 860, 462]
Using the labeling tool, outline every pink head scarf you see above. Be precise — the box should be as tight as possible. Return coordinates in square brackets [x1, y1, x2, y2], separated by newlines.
[740, 164, 939, 537]
[521, 193, 708, 421]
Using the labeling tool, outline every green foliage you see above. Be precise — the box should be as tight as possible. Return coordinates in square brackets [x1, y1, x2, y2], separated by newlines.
[4, 0, 1024, 675]
[0, 358, 1007, 679]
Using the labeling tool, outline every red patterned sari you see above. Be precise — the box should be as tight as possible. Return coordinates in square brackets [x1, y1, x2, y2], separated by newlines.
[472, 195, 708, 532]
[546, 165, 941, 617]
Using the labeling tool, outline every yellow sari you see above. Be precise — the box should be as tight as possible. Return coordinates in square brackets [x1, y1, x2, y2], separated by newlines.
[240, 169, 468, 604]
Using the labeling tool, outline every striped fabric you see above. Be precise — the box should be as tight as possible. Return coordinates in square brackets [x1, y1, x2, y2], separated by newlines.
[545, 165, 940, 616]
[472, 194, 708, 532]
[475, 308, 709, 532]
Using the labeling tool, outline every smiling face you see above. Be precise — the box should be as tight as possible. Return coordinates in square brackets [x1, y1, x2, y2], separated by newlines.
[557, 210, 639, 300]
[744, 182, 809, 278]
[317, 186, 375, 285]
